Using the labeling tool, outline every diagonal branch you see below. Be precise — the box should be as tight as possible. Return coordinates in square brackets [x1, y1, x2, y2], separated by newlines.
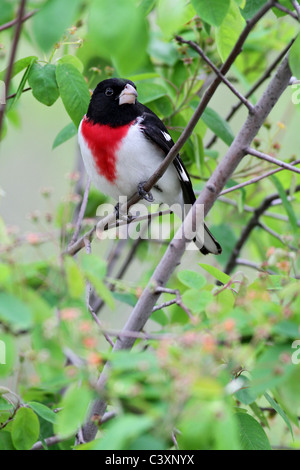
[79, 12, 290, 445]
[0, 8, 37, 33]
[175, 36, 255, 113]
[246, 147, 300, 175]
[224, 184, 300, 275]
[0, 0, 27, 135]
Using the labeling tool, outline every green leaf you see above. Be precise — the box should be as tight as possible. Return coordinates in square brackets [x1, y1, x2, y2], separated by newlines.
[289, 34, 300, 79]
[199, 263, 231, 285]
[216, 0, 246, 62]
[81, 254, 107, 281]
[56, 63, 91, 128]
[28, 402, 57, 425]
[0, 0, 14, 26]
[264, 392, 294, 439]
[0, 334, 16, 378]
[33, 0, 81, 52]
[88, 0, 148, 75]
[11, 407, 40, 450]
[54, 384, 92, 438]
[191, 0, 230, 26]
[270, 175, 298, 235]
[181, 289, 213, 313]
[0, 293, 32, 331]
[52, 122, 77, 149]
[78, 414, 154, 450]
[7, 59, 36, 112]
[135, 80, 167, 104]
[0, 56, 38, 82]
[57, 55, 84, 73]
[201, 107, 235, 146]
[240, 0, 267, 20]
[64, 256, 85, 299]
[236, 412, 272, 450]
[157, 0, 195, 37]
[178, 270, 206, 290]
[28, 63, 59, 106]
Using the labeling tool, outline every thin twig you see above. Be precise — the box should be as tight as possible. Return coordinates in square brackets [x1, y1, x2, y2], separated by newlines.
[224, 185, 300, 275]
[236, 258, 277, 275]
[218, 195, 300, 226]
[206, 39, 294, 149]
[6, 86, 32, 101]
[220, 158, 300, 196]
[0, 8, 37, 33]
[258, 221, 297, 250]
[246, 147, 300, 175]
[292, 0, 300, 18]
[0, 0, 27, 135]
[80, 1, 281, 444]
[176, 36, 255, 113]
[274, 1, 298, 19]
[69, 176, 91, 246]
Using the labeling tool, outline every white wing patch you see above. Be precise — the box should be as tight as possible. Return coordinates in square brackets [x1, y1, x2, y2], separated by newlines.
[162, 130, 172, 141]
[177, 161, 190, 182]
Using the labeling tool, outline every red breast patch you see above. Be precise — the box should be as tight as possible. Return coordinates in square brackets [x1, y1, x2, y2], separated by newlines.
[81, 117, 131, 183]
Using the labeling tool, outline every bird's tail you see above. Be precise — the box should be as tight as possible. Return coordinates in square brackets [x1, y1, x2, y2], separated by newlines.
[194, 223, 222, 255]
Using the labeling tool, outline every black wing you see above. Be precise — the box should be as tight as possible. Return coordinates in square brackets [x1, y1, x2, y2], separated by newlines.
[137, 107, 196, 206]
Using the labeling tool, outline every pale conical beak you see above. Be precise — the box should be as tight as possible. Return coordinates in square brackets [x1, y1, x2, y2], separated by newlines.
[119, 83, 138, 105]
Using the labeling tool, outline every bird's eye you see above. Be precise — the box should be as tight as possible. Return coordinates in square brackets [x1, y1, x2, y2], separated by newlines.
[105, 88, 114, 96]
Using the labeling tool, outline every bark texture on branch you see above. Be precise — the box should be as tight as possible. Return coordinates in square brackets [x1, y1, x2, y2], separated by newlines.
[80, 55, 292, 444]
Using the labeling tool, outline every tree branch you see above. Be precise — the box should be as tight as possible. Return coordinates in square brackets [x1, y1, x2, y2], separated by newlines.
[80, 16, 291, 445]
[246, 147, 300, 175]
[175, 36, 255, 113]
[206, 39, 294, 148]
[0, 0, 27, 135]
[0, 8, 36, 33]
[224, 184, 300, 275]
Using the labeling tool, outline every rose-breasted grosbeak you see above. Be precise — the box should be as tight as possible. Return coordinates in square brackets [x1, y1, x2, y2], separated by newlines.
[78, 78, 221, 255]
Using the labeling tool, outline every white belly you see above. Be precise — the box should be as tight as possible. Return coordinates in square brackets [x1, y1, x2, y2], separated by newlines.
[78, 119, 183, 209]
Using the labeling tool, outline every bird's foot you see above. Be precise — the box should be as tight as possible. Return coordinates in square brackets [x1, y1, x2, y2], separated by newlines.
[114, 202, 133, 223]
[137, 181, 154, 202]
[114, 202, 120, 219]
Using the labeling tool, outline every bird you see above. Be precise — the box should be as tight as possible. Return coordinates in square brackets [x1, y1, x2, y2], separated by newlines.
[78, 77, 222, 255]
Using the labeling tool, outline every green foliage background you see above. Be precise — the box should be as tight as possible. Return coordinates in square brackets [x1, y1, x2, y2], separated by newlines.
[0, 0, 300, 451]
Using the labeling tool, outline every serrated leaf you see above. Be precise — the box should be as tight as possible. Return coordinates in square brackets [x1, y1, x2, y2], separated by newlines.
[264, 392, 294, 439]
[236, 412, 272, 450]
[57, 55, 84, 73]
[53, 122, 77, 149]
[56, 63, 91, 128]
[191, 0, 230, 26]
[11, 407, 40, 450]
[28, 63, 59, 106]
